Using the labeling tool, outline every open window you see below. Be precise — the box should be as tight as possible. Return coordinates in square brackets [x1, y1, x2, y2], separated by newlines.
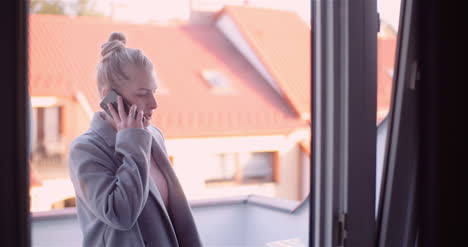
[376, 0, 420, 245]
[5, 0, 460, 246]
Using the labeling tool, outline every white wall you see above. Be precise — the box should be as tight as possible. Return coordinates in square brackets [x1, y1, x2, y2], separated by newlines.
[243, 199, 309, 246]
[166, 129, 309, 201]
[31, 197, 310, 247]
[300, 151, 311, 200]
[32, 216, 82, 247]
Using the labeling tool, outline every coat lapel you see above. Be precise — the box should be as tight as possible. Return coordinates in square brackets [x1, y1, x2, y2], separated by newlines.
[149, 130, 203, 247]
[146, 137, 181, 246]
[147, 174, 173, 225]
[90, 113, 199, 245]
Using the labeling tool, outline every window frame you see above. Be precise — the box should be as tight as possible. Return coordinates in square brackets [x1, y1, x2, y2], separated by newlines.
[3, 0, 461, 246]
[0, 0, 30, 246]
[311, 0, 378, 246]
[376, 0, 420, 245]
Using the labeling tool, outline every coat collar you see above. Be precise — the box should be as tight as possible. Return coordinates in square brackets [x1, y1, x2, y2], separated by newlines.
[90, 111, 118, 147]
[89, 112, 171, 219]
[89, 112, 170, 206]
[90, 111, 156, 147]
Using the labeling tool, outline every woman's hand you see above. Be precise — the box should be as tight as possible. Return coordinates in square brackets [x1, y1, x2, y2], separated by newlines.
[107, 96, 144, 131]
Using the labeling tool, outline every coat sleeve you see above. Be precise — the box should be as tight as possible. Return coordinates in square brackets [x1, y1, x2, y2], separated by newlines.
[68, 128, 152, 231]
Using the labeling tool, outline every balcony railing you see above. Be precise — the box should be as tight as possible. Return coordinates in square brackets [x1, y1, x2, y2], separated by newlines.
[32, 195, 310, 247]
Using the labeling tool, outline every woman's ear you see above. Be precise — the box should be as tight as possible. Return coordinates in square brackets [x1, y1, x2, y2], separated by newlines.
[100, 87, 110, 99]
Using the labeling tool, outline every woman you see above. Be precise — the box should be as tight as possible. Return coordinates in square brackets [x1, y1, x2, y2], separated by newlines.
[68, 32, 203, 247]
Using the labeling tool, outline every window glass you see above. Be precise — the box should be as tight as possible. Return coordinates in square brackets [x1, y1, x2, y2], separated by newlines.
[377, 0, 402, 123]
[376, 0, 402, 213]
[43, 106, 61, 144]
[205, 152, 275, 184]
[29, 0, 311, 212]
[205, 153, 237, 183]
[241, 152, 274, 183]
[29, 1, 311, 246]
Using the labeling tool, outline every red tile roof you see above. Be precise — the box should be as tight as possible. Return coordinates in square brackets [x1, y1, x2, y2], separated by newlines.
[217, 6, 396, 123]
[216, 6, 311, 117]
[29, 14, 308, 138]
[377, 37, 397, 122]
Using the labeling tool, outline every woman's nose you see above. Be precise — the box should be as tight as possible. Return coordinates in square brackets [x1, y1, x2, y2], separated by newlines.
[149, 95, 158, 110]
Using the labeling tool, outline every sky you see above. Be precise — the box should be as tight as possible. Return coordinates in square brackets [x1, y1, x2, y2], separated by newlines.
[378, 0, 402, 31]
[64, 0, 400, 31]
[94, 0, 311, 24]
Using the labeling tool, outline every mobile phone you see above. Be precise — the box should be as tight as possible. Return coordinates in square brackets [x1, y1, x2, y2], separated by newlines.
[99, 89, 134, 119]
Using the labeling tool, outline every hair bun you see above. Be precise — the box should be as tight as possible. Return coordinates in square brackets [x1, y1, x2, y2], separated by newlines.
[108, 32, 126, 44]
[100, 32, 127, 61]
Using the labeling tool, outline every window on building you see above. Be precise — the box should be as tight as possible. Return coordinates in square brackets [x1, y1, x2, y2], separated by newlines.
[205, 153, 237, 183]
[205, 152, 276, 185]
[32, 106, 64, 157]
[201, 69, 230, 88]
[240, 152, 274, 183]
[51, 197, 76, 210]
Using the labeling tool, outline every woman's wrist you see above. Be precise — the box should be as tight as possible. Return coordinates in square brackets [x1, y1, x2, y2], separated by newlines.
[115, 128, 152, 154]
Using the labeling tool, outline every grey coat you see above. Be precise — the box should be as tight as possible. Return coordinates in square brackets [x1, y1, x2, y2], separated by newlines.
[68, 112, 203, 247]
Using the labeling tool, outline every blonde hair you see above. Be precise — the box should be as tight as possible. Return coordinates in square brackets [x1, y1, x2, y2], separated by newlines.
[96, 32, 154, 93]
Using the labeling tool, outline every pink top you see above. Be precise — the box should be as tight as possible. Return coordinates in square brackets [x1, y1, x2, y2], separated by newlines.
[149, 154, 169, 208]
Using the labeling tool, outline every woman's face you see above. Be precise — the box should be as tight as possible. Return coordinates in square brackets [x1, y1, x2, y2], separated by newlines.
[116, 65, 158, 127]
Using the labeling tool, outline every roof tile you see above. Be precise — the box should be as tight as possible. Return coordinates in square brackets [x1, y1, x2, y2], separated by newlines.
[218, 6, 311, 116]
[29, 14, 308, 138]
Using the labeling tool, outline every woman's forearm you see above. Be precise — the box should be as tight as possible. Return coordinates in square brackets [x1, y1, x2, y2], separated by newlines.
[69, 128, 152, 231]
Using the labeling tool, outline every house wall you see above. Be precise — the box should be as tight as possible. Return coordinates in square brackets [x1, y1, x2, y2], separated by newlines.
[31, 95, 91, 165]
[62, 96, 92, 159]
[300, 150, 311, 201]
[165, 128, 309, 201]
[30, 96, 309, 211]
[31, 196, 310, 247]
[30, 96, 91, 212]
